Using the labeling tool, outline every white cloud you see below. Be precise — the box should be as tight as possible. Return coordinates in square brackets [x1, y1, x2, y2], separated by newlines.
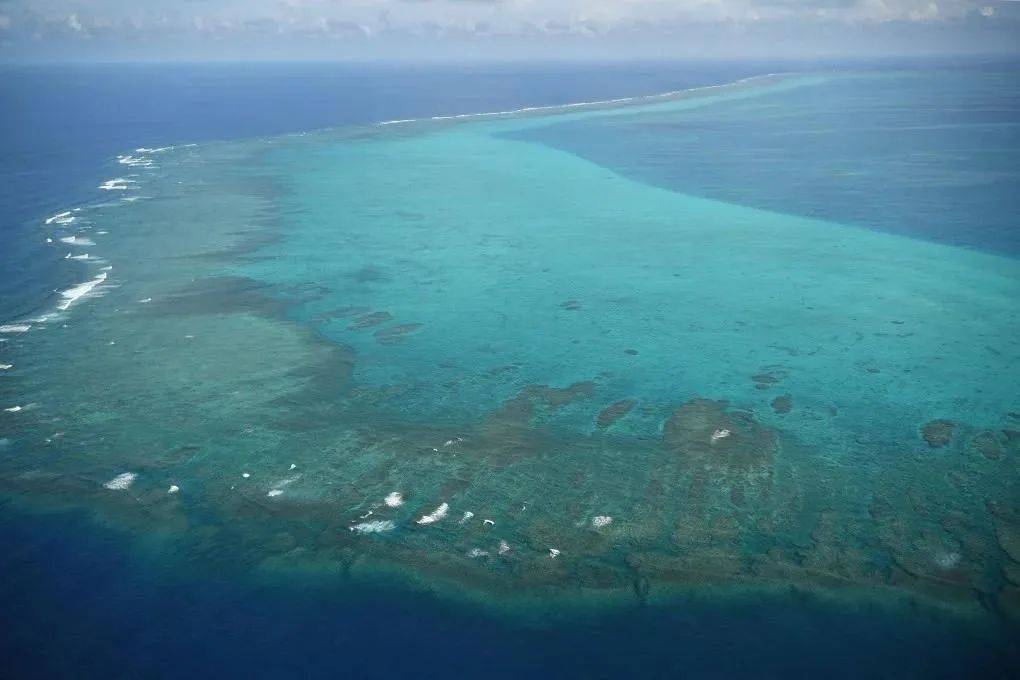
[0, 0, 1016, 58]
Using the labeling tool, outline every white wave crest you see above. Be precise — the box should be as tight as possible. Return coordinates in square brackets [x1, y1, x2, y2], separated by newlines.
[0, 324, 31, 333]
[99, 178, 136, 191]
[57, 272, 108, 311]
[45, 211, 75, 225]
[351, 520, 395, 534]
[104, 472, 137, 490]
[417, 502, 449, 525]
[377, 74, 783, 128]
[117, 155, 157, 169]
[384, 491, 404, 507]
[59, 236, 96, 247]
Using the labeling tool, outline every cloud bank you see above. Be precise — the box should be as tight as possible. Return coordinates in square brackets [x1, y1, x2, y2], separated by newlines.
[1, 0, 1018, 60]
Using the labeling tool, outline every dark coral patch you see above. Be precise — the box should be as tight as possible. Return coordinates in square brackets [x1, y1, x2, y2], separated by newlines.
[596, 399, 637, 429]
[921, 419, 956, 448]
[663, 398, 776, 470]
[147, 276, 288, 318]
[522, 382, 596, 411]
[752, 368, 786, 390]
[374, 323, 422, 345]
[771, 394, 792, 414]
[560, 300, 582, 311]
[660, 399, 777, 521]
[348, 311, 393, 330]
[970, 431, 1004, 460]
[488, 381, 597, 430]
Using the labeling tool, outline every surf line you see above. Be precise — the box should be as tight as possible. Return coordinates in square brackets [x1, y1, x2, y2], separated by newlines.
[376, 73, 787, 127]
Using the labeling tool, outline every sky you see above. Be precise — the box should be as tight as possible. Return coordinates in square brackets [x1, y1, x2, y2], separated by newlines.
[0, 0, 1019, 61]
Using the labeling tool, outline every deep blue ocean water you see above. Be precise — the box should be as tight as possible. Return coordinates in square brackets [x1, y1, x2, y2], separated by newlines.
[0, 510, 1014, 679]
[515, 65, 1020, 254]
[2, 61, 1019, 678]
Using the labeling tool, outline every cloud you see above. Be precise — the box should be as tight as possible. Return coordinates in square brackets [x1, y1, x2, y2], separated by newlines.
[0, 0, 1016, 59]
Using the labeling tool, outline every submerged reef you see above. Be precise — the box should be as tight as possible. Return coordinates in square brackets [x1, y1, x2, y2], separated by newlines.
[770, 394, 792, 414]
[4, 283, 1018, 620]
[596, 399, 637, 429]
[2, 73, 1019, 627]
[374, 323, 422, 345]
[922, 420, 956, 448]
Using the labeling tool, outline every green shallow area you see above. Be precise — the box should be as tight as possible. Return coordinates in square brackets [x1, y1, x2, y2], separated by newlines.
[1, 74, 1019, 623]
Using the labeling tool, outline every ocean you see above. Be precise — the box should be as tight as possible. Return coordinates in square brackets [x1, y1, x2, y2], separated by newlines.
[1, 60, 1018, 678]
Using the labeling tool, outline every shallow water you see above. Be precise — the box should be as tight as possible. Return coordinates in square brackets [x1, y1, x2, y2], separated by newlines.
[1, 66, 1018, 674]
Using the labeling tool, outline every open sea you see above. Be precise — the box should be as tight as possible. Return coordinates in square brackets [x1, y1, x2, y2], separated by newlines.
[1, 60, 1019, 678]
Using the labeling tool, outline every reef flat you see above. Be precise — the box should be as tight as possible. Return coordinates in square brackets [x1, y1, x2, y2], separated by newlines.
[1, 72, 1018, 629]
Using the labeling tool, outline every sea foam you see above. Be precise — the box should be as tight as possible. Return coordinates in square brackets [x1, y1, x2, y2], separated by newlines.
[103, 472, 137, 490]
[417, 502, 449, 525]
[117, 155, 156, 168]
[351, 520, 395, 534]
[376, 74, 782, 127]
[57, 272, 108, 311]
[99, 178, 136, 191]
[45, 211, 75, 225]
[59, 236, 96, 247]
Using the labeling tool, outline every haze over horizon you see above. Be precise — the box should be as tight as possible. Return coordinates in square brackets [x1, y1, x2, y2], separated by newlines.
[1, 0, 1020, 62]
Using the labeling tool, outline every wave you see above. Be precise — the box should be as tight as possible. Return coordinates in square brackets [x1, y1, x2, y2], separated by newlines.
[99, 178, 136, 191]
[376, 73, 784, 127]
[44, 211, 76, 225]
[0, 324, 31, 333]
[59, 236, 95, 247]
[351, 520, 396, 534]
[117, 155, 157, 169]
[103, 472, 137, 490]
[57, 271, 108, 311]
[416, 502, 449, 525]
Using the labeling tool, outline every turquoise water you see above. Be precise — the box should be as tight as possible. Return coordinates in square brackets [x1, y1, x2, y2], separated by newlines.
[1, 68, 1019, 672]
